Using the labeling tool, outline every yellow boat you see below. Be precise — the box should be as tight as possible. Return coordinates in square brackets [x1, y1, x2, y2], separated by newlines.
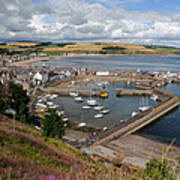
[100, 92, 108, 98]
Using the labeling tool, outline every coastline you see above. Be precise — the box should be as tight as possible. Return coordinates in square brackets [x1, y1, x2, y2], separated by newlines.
[9, 52, 176, 68]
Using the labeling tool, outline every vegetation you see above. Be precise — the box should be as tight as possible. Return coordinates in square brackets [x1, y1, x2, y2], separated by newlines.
[144, 45, 180, 53]
[0, 115, 131, 179]
[102, 46, 126, 51]
[0, 82, 32, 124]
[1, 42, 179, 56]
[136, 158, 176, 180]
[0, 82, 178, 179]
[42, 108, 66, 138]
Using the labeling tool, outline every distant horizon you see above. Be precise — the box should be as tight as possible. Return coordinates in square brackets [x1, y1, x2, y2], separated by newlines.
[1, 40, 179, 49]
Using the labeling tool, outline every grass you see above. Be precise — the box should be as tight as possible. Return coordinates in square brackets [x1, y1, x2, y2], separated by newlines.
[0, 114, 136, 179]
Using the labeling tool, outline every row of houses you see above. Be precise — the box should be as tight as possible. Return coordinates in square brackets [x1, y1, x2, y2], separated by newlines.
[0, 66, 89, 95]
[0, 52, 47, 65]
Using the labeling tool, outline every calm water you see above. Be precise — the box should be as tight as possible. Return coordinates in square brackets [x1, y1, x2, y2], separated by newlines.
[35, 55, 180, 145]
[138, 83, 180, 146]
[35, 55, 180, 72]
[54, 82, 156, 128]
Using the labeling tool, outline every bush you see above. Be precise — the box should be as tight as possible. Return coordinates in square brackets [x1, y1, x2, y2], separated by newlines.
[136, 158, 175, 180]
[42, 109, 66, 138]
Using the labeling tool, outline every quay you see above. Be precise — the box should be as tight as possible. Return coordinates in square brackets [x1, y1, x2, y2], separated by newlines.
[116, 88, 152, 96]
[41, 87, 108, 97]
[90, 88, 180, 147]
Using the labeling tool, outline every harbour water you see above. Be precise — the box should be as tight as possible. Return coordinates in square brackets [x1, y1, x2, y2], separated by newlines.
[54, 82, 156, 128]
[35, 55, 180, 72]
[138, 83, 180, 146]
[35, 55, 180, 145]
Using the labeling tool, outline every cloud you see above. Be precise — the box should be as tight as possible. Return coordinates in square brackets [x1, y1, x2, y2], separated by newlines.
[0, 0, 180, 47]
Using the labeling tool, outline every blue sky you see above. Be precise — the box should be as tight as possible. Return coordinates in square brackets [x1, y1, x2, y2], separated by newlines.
[31, 0, 180, 12]
[84, 0, 180, 12]
[0, 0, 180, 47]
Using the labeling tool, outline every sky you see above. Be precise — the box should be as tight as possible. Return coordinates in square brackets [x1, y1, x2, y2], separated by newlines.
[0, 0, 180, 47]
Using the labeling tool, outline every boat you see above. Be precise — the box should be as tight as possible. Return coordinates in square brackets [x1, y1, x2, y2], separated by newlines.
[62, 118, 69, 122]
[139, 106, 150, 112]
[100, 92, 108, 98]
[101, 109, 110, 114]
[69, 91, 79, 97]
[82, 105, 91, 109]
[103, 127, 108, 131]
[87, 99, 97, 106]
[49, 104, 59, 109]
[75, 96, 83, 102]
[56, 110, 65, 116]
[131, 111, 138, 117]
[94, 113, 103, 119]
[94, 106, 104, 111]
[46, 101, 54, 106]
[150, 95, 158, 101]
[78, 122, 86, 127]
[50, 94, 58, 99]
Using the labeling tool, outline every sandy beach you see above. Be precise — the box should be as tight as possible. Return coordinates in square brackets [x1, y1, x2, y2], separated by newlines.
[9, 56, 52, 68]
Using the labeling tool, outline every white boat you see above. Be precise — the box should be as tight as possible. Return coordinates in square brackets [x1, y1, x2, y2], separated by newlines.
[131, 111, 138, 117]
[94, 113, 103, 119]
[46, 101, 54, 106]
[49, 94, 58, 100]
[62, 118, 69, 122]
[87, 99, 97, 106]
[101, 109, 110, 114]
[150, 95, 158, 101]
[49, 104, 59, 109]
[69, 91, 79, 97]
[94, 106, 104, 111]
[78, 122, 86, 127]
[75, 96, 83, 102]
[82, 105, 91, 109]
[103, 127, 108, 131]
[139, 106, 150, 112]
[56, 110, 65, 116]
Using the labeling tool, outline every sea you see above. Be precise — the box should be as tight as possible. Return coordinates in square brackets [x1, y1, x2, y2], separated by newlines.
[34, 55, 180, 145]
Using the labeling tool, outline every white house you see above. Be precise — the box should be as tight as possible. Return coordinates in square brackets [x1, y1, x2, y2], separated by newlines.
[96, 71, 110, 76]
[33, 72, 43, 85]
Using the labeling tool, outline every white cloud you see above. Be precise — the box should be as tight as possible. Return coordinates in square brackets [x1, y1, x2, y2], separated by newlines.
[0, 0, 180, 47]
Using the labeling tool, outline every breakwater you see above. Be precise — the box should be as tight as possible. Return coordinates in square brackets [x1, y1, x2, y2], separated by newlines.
[90, 89, 180, 146]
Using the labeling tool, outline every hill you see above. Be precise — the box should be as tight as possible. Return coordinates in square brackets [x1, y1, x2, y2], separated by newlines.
[0, 114, 134, 180]
[41, 42, 180, 55]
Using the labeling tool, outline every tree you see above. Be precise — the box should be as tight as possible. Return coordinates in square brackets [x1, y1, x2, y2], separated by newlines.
[0, 98, 6, 113]
[7, 82, 30, 123]
[42, 108, 66, 138]
[8, 82, 29, 113]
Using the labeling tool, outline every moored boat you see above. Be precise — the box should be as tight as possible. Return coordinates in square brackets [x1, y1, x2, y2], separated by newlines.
[100, 92, 108, 98]
[131, 111, 138, 117]
[101, 109, 110, 114]
[139, 106, 150, 112]
[82, 105, 91, 109]
[69, 91, 79, 97]
[87, 99, 97, 106]
[94, 113, 103, 119]
[62, 118, 69, 122]
[94, 106, 104, 111]
[78, 122, 86, 127]
[75, 96, 83, 102]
